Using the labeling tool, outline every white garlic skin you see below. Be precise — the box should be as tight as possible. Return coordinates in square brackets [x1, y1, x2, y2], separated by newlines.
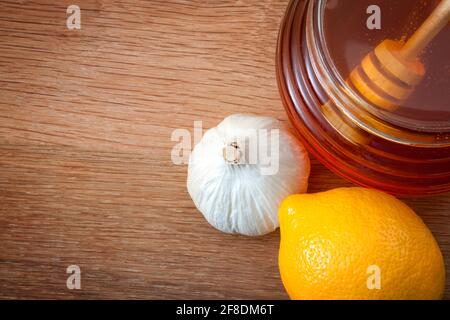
[187, 114, 310, 236]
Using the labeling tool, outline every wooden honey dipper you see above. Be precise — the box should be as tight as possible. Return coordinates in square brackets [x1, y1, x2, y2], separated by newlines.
[323, 0, 450, 144]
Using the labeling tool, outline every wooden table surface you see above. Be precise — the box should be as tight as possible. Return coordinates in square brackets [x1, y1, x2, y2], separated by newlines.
[0, 0, 448, 299]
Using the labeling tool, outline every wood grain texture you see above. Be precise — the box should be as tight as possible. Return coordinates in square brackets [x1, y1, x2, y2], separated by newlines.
[0, 0, 448, 299]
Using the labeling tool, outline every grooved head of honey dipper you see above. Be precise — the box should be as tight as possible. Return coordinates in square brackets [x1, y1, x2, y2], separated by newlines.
[349, 39, 425, 112]
[375, 40, 425, 87]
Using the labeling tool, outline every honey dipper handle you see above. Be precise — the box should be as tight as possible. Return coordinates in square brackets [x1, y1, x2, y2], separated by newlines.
[401, 0, 450, 60]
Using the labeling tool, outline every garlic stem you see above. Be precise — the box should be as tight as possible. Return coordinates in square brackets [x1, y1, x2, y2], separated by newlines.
[222, 141, 242, 164]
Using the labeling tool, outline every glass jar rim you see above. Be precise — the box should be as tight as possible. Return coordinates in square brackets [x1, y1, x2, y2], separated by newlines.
[306, 0, 450, 147]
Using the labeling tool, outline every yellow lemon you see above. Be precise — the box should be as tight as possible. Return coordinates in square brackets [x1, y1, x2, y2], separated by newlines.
[278, 187, 445, 300]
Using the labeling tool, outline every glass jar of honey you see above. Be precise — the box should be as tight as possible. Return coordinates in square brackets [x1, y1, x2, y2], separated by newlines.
[276, 0, 450, 196]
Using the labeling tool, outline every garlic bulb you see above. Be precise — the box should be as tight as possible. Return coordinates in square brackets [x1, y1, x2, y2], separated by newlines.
[187, 114, 310, 236]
